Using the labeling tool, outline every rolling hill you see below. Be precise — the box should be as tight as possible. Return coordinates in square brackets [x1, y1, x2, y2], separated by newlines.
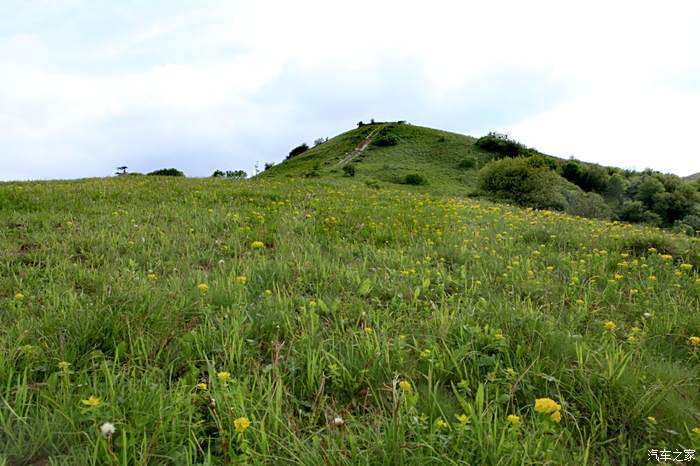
[263, 122, 700, 231]
[261, 122, 490, 196]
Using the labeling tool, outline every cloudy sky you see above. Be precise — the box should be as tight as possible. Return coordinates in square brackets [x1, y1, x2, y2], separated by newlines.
[2, 0, 699, 181]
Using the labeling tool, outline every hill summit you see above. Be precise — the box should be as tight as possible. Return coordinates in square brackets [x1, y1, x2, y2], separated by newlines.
[261, 121, 488, 196]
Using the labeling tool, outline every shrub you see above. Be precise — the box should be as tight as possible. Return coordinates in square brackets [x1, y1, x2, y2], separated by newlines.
[458, 157, 476, 169]
[342, 165, 356, 177]
[559, 186, 612, 219]
[373, 134, 399, 147]
[618, 200, 662, 225]
[561, 160, 610, 193]
[147, 168, 184, 177]
[474, 132, 528, 158]
[526, 155, 558, 171]
[403, 173, 427, 185]
[212, 170, 225, 177]
[225, 170, 247, 180]
[287, 143, 309, 160]
[313, 137, 328, 147]
[478, 157, 563, 209]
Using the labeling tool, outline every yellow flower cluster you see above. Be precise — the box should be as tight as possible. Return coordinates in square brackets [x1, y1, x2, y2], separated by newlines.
[534, 398, 562, 423]
[234, 416, 251, 433]
[81, 396, 102, 408]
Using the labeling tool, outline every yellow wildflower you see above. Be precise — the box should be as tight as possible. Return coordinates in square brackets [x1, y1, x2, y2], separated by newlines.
[455, 414, 470, 425]
[15, 292, 25, 301]
[692, 427, 700, 436]
[550, 410, 561, 423]
[217, 371, 231, 383]
[434, 418, 448, 429]
[251, 241, 265, 249]
[689, 336, 700, 347]
[660, 254, 673, 261]
[680, 263, 693, 271]
[534, 398, 561, 414]
[147, 273, 158, 282]
[81, 396, 102, 408]
[58, 361, 71, 371]
[398, 380, 412, 393]
[234, 276, 247, 285]
[197, 283, 209, 294]
[507, 414, 521, 426]
[234, 416, 251, 433]
[604, 320, 617, 332]
[363, 326, 373, 335]
[575, 299, 585, 305]
[647, 416, 657, 424]
[196, 383, 208, 390]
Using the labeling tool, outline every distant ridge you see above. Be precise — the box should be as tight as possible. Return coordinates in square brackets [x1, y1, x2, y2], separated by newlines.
[685, 172, 700, 182]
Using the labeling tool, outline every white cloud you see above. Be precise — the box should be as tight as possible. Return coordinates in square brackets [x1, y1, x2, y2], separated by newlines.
[1, 0, 699, 179]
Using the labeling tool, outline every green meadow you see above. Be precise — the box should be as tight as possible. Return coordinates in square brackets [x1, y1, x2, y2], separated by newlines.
[2, 175, 700, 464]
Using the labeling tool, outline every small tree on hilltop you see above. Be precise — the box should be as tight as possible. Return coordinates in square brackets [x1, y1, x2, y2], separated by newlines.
[116, 166, 128, 175]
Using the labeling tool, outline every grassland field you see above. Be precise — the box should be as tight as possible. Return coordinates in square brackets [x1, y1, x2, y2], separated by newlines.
[2, 176, 700, 465]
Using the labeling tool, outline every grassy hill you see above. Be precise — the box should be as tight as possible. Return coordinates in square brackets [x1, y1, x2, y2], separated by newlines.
[264, 123, 700, 232]
[261, 122, 491, 196]
[2, 175, 700, 464]
[686, 172, 700, 183]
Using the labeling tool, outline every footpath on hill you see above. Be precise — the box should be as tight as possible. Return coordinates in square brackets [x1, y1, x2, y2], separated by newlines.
[335, 126, 382, 167]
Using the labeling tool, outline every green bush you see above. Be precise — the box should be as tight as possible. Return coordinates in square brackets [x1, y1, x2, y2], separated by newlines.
[559, 186, 612, 219]
[342, 165, 356, 177]
[457, 157, 476, 169]
[526, 155, 558, 171]
[287, 143, 309, 160]
[147, 168, 184, 177]
[561, 160, 610, 193]
[372, 126, 400, 147]
[475, 132, 529, 158]
[478, 157, 563, 209]
[403, 173, 427, 185]
[373, 134, 399, 147]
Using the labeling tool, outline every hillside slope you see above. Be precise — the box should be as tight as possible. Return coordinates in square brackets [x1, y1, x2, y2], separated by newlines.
[261, 122, 491, 195]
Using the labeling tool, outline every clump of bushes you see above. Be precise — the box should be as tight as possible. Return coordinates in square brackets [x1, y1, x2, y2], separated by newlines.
[212, 170, 247, 179]
[475, 132, 531, 159]
[403, 173, 427, 185]
[372, 126, 400, 147]
[147, 168, 184, 177]
[561, 160, 610, 193]
[286, 143, 309, 160]
[342, 165, 356, 177]
[478, 157, 563, 209]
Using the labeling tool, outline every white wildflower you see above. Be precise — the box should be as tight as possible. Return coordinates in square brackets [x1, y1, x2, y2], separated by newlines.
[100, 422, 116, 437]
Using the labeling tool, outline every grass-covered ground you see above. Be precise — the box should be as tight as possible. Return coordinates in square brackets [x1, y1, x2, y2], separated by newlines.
[2, 176, 700, 464]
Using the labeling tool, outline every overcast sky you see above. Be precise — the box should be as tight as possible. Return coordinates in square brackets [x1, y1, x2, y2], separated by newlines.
[2, 0, 700, 181]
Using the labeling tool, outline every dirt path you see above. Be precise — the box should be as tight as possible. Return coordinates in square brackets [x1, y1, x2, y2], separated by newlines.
[336, 126, 382, 167]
